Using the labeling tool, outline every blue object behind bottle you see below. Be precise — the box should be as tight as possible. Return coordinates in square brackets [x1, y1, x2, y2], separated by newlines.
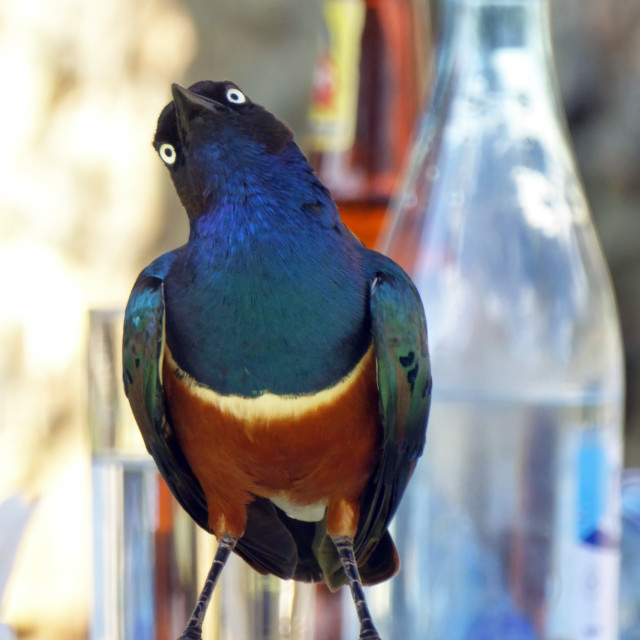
[375, 0, 625, 638]
[620, 470, 640, 640]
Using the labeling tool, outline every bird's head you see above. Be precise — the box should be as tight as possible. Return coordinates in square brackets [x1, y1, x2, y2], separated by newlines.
[153, 81, 295, 218]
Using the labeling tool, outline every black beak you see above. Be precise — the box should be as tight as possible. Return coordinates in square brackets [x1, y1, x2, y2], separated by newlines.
[171, 84, 221, 140]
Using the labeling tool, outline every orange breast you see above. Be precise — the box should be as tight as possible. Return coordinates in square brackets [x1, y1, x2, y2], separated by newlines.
[162, 345, 382, 539]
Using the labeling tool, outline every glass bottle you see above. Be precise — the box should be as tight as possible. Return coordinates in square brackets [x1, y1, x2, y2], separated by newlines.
[376, 0, 625, 638]
[306, 0, 429, 248]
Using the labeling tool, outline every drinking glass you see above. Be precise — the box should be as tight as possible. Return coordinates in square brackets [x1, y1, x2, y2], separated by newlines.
[88, 308, 315, 640]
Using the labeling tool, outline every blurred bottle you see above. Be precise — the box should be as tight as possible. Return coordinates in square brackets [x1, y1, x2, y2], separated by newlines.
[376, 0, 625, 638]
[306, 0, 429, 248]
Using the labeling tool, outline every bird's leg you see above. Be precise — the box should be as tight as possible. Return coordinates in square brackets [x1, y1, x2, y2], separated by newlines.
[177, 534, 238, 640]
[333, 535, 381, 640]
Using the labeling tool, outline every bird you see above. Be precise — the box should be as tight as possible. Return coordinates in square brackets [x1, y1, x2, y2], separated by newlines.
[122, 80, 431, 640]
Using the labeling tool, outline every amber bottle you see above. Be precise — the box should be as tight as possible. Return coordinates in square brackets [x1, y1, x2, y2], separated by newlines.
[307, 0, 429, 248]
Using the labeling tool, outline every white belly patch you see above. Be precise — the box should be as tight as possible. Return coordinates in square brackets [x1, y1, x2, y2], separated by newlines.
[270, 494, 328, 522]
[163, 343, 375, 422]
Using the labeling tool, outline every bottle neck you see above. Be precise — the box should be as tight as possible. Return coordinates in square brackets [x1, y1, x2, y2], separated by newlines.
[434, 0, 557, 100]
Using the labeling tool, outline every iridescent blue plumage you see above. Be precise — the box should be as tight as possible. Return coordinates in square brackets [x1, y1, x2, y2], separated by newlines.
[163, 157, 371, 395]
[122, 81, 431, 640]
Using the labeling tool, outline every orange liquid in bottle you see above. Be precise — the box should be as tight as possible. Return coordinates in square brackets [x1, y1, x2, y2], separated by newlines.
[336, 200, 388, 249]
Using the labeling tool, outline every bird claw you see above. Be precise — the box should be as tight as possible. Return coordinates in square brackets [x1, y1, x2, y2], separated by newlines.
[177, 626, 202, 640]
[359, 630, 381, 640]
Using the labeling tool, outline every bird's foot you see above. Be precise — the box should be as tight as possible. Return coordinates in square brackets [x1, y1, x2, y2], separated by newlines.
[177, 625, 202, 640]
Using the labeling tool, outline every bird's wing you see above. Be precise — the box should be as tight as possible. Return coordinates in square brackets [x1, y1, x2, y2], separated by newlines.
[356, 252, 431, 574]
[122, 255, 210, 531]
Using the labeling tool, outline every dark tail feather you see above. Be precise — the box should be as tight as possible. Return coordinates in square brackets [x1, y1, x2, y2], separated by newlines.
[234, 498, 324, 583]
[358, 531, 399, 585]
[234, 499, 299, 579]
[235, 498, 397, 590]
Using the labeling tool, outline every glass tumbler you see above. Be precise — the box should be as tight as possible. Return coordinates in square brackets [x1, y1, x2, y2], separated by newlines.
[88, 308, 315, 640]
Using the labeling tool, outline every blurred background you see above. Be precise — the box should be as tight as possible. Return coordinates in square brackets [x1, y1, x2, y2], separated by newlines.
[0, 0, 638, 638]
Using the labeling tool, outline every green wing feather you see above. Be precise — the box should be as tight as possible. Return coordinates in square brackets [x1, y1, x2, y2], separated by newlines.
[360, 253, 431, 572]
[122, 255, 210, 530]
[355, 252, 431, 583]
[370, 257, 431, 467]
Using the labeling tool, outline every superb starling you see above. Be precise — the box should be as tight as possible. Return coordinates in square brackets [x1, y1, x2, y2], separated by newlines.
[122, 80, 431, 640]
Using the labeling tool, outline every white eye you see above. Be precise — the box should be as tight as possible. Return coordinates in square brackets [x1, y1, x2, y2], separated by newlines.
[226, 88, 246, 104]
[159, 143, 177, 165]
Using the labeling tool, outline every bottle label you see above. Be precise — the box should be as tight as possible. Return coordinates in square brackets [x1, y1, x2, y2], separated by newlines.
[574, 430, 620, 640]
[307, 0, 365, 153]
[549, 426, 621, 639]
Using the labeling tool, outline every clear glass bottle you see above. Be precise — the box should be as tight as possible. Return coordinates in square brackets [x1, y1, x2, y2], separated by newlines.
[306, 0, 429, 248]
[376, 0, 625, 638]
